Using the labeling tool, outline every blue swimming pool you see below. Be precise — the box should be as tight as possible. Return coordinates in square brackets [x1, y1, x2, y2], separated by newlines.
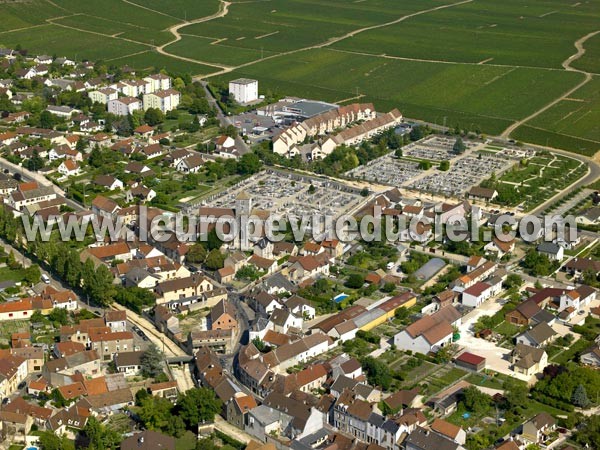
[333, 293, 349, 303]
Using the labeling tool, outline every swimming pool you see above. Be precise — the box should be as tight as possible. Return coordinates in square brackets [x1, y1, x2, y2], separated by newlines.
[333, 293, 349, 303]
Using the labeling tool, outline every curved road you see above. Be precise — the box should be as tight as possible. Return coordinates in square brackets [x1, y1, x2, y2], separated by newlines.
[500, 30, 600, 139]
[156, 0, 233, 70]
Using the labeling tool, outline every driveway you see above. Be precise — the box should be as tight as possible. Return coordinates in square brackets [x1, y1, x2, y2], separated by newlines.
[457, 297, 531, 383]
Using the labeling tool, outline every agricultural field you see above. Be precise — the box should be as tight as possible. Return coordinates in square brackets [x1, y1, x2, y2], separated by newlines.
[332, 0, 600, 69]
[126, 0, 221, 21]
[0, 0, 598, 154]
[0, 1, 62, 33]
[572, 33, 600, 74]
[167, 35, 279, 67]
[107, 51, 217, 76]
[511, 77, 600, 156]
[216, 49, 583, 135]
[0, 24, 148, 61]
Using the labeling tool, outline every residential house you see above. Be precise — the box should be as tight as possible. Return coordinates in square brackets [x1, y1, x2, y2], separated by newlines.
[89, 331, 134, 361]
[580, 346, 600, 367]
[105, 310, 127, 332]
[121, 430, 175, 450]
[510, 344, 548, 377]
[176, 154, 205, 173]
[521, 413, 556, 445]
[210, 300, 238, 331]
[91, 195, 120, 219]
[154, 274, 215, 303]
[58, 159, 80, 177]
[405, 426, 466, 450]
[94, 175, 123, 191]
[393, 307, 456, 354]
[88, 88, 118, 105]
[537, 242, 564, 261]
[226, 392, 258, 430]
[516, 322, 557, 348]
[114, 351, 144, 376]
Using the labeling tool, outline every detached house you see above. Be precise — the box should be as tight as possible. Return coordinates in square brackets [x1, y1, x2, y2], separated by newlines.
[394, 307, 455, 355]
[176, 154, 204, 173]
[58, 159, 80, 177]
[510, 344, 548, 376]
[515, 322, 557, 348]
[521, 413, 556, 445]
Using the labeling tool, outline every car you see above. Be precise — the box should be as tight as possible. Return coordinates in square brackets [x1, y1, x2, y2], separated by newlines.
[578, 310, 585, 315]
[41, 274, 51, 284]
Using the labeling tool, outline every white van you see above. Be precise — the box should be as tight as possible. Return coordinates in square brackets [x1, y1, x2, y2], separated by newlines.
[386, 262, 394, 270]
[41, 274, 50, 284]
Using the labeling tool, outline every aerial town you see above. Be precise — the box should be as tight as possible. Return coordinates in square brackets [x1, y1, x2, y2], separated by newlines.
[0, 19, 599, 450]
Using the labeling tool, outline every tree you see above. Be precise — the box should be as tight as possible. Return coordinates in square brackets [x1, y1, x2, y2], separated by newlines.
[48, 308, 69, 326]
[346, 273, 365, 288]
[418, 161, 431, 170]
[205, 249, 225, 270]
[235, 264, 261, 281]
[461, 386, 491, 415]
[140, 344, 164, 378]
[394, 148, 403, 158]
[176, 388, 222, 428]
[144, 107, 165, 126]
[237, 153, 262, 175]
[409, 126, 423, 141]
[137, 395, 174, 432]
[38, 431, 75, 450]
[22, 264, 41, 285]
[504, 273, 523, 290]
[439, 160, 450, 171]
[573, 414, 600, 447]
[503, 377, 529, 412]
[394, 307, 410, 321]
[83, 416, 120, 450]
[83, 264, 115, 306]
[361, 356, 392, 390]
[186, 243, 207, 263]
[24, 149, 45, 171]
[571, 384, 590, 408]
[39, 110, 55, 129]
[453, 137, 466, 154]
[206, 228, 223, 251]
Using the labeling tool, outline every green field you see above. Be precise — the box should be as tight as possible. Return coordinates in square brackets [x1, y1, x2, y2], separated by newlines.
[511, 77, 600, 155]
[333, 0, 600, 69]
[572, 33, 600, 74]
[0, 0, 598, 154]
[127, 0, 221, 21]
[214, 48, 583, 135]
[0, 24, 148, 61]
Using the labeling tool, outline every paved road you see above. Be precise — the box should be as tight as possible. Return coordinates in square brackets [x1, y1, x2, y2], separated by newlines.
[0, 238, 73, 295]
[200, 81, 250, 155]
[0, 158, 84, 212]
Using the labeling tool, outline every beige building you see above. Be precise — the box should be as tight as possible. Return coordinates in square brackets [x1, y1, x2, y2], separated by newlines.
[143, 89, 180, 112]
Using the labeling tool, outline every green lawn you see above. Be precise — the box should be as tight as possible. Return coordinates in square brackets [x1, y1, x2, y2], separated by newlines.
[0, 266, 28, 283]
[176, 431, 198, 450]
